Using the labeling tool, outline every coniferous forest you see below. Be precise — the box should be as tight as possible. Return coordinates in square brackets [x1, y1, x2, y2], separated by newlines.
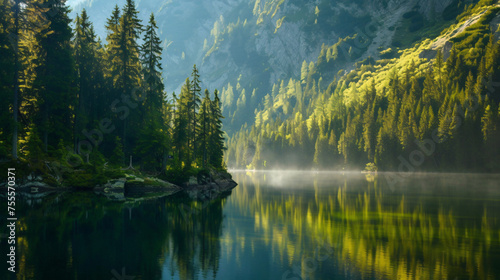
[223, 2, 500, 172]
[2, 1, 500, 280]
[1, 0, 500, 178]
[0, 0, 226, 184]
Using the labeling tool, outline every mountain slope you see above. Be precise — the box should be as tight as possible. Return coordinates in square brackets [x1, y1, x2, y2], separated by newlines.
[71, 0, 458, 97]
[201, 0, 466, 133]
[224, 1, 500, 171]
[69, 0, 500, 172]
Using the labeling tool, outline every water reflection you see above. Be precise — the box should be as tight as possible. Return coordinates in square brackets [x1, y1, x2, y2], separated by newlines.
[0, 193, 228, 280]
[1, 172, 499, 280]
[225, 172, 500, 280]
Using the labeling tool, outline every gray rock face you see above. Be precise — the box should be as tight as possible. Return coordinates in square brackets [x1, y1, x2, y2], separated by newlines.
[199, 0, 456, 93]
[124, 176, 181, 198]
[420, 6, 500, 60]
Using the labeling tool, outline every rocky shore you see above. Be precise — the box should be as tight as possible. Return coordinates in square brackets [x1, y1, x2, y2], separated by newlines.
[2, 168, 237, 202]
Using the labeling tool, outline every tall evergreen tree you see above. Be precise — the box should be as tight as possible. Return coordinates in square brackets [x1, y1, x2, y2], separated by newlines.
[104, 5, 121, 87]
[74, 9, 102, 152]
[32, 0, 75, 153]
[141, 13, 163, 117]
[198, 89, 212, 168]
[190, 64, 202, 161]
[106, 0, 143, 157]
[208, 90, 225, 168]
[135, 13, 168, 171]
[173, 79, 192, 168]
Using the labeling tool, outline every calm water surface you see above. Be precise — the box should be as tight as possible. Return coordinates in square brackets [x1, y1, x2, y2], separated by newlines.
[1, 171, 500, 280]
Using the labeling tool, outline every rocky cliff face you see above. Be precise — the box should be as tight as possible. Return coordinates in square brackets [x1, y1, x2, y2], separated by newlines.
[200, 0, 456, 93]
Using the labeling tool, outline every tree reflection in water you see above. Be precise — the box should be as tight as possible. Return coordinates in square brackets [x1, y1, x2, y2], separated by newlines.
[1, 172, 500, 280]
[226, 171, 500, 280]
[0, 192, 228, 280]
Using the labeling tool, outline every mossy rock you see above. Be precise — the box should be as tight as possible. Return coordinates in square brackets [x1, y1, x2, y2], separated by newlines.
[127, 177, 145, 183]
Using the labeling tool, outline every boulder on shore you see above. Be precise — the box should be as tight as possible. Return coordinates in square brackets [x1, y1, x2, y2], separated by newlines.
[124, 175, 182, 197]
[184, 178, 238, 200]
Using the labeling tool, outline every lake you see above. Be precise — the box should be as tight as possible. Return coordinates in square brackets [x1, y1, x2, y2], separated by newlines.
[1, 171, 500, 280]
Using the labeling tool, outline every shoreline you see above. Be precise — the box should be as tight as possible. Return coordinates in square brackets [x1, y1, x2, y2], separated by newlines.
[0, 160, 238, 201]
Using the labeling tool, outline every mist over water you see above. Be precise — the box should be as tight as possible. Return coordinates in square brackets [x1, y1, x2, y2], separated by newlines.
[1, 171, 500, 279]
[226, 171, 500, 280]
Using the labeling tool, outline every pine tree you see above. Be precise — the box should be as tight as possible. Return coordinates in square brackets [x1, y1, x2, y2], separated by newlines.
[416, 105, 425, 140]
[422, 66, 436, 106]
[32, 0, 75, 153]
[208, 90, 225, 168]
[313, 134, 328, 167]
[121, 0, 143, 91]
[141, 13, 164, 121]
[198, 89, 211, 168]
[435, 50, 446, 99]
[108, 0, 143, 157]
[135, 13, 169, 171]
[300, 60, 308, 84]
[464, 71, 475, 105]
[104, 5, 121, 87]
[190, 64, 202, 161]
[481, 104, 496, 141]
[362, 105, 375, 161]
[173, 79, 192, 168]
[74, 9, 102, 152]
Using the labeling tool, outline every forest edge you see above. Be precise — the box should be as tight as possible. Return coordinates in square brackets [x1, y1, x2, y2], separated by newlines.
[0, 159, 237, 202]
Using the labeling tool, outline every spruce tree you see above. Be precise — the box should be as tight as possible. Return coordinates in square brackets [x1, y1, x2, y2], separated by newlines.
[136, 13, 169, 171]
[173, 79, 192, 168]
[190, 64, 202, 161]
[105, 5, 121, 87]
[74, 9, 102, 152]
[481, 104, 496, 141]
[209, 90, 225, 168]
[198, 89, 211, 168]
[141, 13, 163, 117]
[32, 0, 75, 153]
[107, 0, 143, 157]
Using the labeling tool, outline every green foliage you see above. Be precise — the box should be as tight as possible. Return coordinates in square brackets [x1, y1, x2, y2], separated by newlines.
[162, 167, 199, 186]
[24, 126, 44, 162]
[365, 162, 377, 172]
[225, 0, 500, 172]
[103, 168, 126, 179]
[89, 150, 106, 168]
[0, 0, 228, 185]
[110, 137, 125, 167]
[64, 170, 106, 188]
[172, 76, 226, 173]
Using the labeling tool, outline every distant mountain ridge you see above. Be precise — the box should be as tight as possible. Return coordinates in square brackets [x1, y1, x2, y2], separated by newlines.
[70, 0, 458, 95]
